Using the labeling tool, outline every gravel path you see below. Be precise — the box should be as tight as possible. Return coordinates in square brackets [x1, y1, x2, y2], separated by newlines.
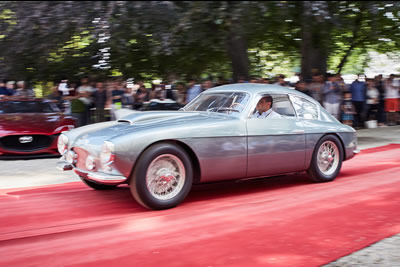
[324, 234, 400, 266]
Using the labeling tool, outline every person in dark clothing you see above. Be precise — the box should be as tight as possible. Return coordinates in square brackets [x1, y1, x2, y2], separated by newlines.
[0, 80, 11, 97]
[133, 85, 148, 110]
[295, 81, 311, 97]
[341, 91, 356, 126]
[164, 84, 176, 100]
[350, 74, 367, 128]
[47, 85, 64, 110]
[375, 75, 386, 126]
[110, 81, 125, 120]
[93, 82, 109, 123]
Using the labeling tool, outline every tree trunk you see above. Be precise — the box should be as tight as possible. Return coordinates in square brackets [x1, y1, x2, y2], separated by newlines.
[301, 25, 327, 81]
[336, 42, 355, 74]
[227, 31, 249, 83]
[336, 14, 363, 74]
[300, 2, 328, 81]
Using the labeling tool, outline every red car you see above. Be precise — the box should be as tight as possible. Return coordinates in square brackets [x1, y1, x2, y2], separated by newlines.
[0, 98, 76, 158]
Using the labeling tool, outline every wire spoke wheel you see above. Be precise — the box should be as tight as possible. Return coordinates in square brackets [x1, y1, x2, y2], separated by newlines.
[317, 141, 339, 176]
[145, 154, 186, 201]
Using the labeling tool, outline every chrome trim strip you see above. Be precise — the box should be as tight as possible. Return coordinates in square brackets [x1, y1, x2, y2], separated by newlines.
[73, 168, 127, 184]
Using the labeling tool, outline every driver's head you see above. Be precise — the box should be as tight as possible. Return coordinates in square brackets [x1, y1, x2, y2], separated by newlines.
[256, 95, 273, 114]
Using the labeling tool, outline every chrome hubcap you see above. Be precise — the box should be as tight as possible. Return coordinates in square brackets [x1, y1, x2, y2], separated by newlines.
[317, 141, 339, 176]
[146, 154, 185, 200]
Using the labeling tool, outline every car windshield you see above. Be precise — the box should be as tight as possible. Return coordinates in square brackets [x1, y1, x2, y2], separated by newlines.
[0, 101, 58, 114]
[183, 92, 249, 116]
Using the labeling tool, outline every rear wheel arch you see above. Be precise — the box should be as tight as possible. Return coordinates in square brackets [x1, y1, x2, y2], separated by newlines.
[305, 133, 346, 169]
[307, 133, 344, 182]
[329, 133, 347, 160]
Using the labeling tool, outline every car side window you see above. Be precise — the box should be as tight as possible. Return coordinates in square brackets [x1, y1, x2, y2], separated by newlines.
[271, 94, 296, 117]
[251, 94, 296, 118]
[291, 95, 318, 120]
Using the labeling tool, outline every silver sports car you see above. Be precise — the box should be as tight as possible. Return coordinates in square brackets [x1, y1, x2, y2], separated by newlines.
[57, 84, 359, 210]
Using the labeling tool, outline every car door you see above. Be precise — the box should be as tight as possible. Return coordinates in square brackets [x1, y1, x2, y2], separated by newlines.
[246, 93, 306, 178]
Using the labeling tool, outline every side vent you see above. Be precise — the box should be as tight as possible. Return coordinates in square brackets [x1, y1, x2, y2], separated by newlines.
[117, 119, 132, 125]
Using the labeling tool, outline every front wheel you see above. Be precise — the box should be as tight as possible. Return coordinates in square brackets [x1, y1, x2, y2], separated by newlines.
[307, 135, 343, 183]
[130, 143, 193, 210]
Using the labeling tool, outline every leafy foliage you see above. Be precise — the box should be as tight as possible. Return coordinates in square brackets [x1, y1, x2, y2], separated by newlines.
[0, 1, 399, 84]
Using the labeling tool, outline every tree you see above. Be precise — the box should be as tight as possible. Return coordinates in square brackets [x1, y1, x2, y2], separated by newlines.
[1, 1, 400, 86]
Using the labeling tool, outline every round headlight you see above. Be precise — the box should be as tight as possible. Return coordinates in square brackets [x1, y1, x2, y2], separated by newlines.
[100, 141, 115, 165]
[57, 134, 69, 155]
[86, 155, 96, 170]
[65, 150, 77, 165]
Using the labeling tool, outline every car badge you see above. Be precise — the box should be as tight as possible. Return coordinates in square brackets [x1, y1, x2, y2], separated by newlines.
[19, 136, 33, 143]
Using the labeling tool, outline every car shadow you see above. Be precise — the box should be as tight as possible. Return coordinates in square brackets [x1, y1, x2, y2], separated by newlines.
[2, 173, 322, 228]
[188, 173, 311, 201]
[97, 172, 313, 211]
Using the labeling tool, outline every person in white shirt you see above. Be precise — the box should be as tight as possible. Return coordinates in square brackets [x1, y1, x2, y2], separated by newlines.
[252, 95, 281, 119]
[366, 79, 379, 121]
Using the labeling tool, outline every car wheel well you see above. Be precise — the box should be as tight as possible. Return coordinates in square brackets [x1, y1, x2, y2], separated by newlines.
[129, 140, 201, 184]
[307, 133, 344, 182]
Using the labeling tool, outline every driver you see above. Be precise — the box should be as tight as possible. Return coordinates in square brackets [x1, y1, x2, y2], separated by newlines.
[252, 95, 281, 118]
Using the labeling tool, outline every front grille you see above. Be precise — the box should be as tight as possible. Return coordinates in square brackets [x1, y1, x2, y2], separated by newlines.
[0, 135, 53, 152]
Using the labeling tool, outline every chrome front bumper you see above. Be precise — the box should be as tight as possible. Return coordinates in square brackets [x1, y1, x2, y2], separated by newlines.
[57, 160, 127, 184]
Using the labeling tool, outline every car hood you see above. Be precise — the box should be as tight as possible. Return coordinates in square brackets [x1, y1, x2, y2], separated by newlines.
[67, 111, 237, 154]
[0, 113, 64, 135]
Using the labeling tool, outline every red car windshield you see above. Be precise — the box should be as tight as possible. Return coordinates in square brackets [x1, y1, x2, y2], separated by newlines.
[0, 101, 58, 114]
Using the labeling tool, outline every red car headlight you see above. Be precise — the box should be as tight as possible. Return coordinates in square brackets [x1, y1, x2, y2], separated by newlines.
[54, 125, 75, 134]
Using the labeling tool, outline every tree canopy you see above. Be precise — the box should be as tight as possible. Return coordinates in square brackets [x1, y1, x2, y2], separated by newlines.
[0, 1, 399, 83]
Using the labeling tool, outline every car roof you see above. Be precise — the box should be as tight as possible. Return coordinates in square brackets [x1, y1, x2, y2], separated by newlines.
[206, 83, 295, 94]
[206, 83, 317, 103]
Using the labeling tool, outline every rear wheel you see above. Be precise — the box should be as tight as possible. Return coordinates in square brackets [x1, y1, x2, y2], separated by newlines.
[80, 176, 118, 190]
[307, 135, 343, 183]
[130, 143, 193, 210]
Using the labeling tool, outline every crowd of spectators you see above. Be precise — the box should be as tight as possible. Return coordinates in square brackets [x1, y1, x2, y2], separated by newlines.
[0, 73, 399, 129]
[293, 73, 400, 128]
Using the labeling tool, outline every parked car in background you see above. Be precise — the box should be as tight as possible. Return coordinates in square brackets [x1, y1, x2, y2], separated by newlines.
[113, 99, 182, 120]
[57, 84, 359, 210]
[0, 98, 76, 158]
[139, 99, 182, 111]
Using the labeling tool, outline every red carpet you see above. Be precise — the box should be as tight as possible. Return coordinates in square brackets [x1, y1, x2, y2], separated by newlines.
[0, 144, 400, 266]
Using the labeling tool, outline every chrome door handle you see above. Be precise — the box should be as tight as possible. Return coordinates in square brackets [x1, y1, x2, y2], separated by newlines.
[292, 130, 305, 134]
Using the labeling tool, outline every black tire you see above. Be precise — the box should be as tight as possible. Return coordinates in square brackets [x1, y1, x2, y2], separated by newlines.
[130, 143, 193, 210]
[307, 135, 343, 183]
[80, 176, 118, 190]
